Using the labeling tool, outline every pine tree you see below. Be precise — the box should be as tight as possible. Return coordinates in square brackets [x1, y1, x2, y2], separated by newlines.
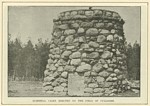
[23, 40, 35, 80]
[35, 38, 50, 80]
[8, 34, 14, 79]
[126, 41, 140, 80]
[13, 38, 22, 80]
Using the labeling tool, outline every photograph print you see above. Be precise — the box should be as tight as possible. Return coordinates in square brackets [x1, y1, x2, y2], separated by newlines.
[8, 6, 141, 97]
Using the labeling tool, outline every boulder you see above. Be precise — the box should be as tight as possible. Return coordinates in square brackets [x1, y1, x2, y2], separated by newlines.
[93, 63, 103, 72]
[103, 64, 108, 69]
[88, 83, 98, 88]
[53, 72, 60, 78]
[88, 41, 99, 48]
[64, 65, 75, 72]
[107, 68, 113, 72]
[61, 83, 67, 87]
[77, 28, 85, 34]
[58, 24, 69, 30]
[85, 77, 94, 83]
[104, 88, 112, 94]
[104, 82, 113, 88]
[114, 69, 121, 74]
[131, 89, 140, 94]
[86, 28, 98, 36]
[71, 23, 79, 29]
[94, 10, 103, 16]
[78, 10, 85, 15]
[105, 23, 113, 29]
[59, 78, 67, 83]
[65, 35, 74, 44]
[84, 88, 93, 93]
[49, 44, 55, 49]
[85, 11, 94, 16]
[84, 48, 94, 52]
[119, 36, 123, 41]
[97, 35, 106, 42]
[46, 91, 54, 94]
[106, 77, 113, 82]
[49, 64, 57, 71]
[44, 76, 54, 82]
[79, 37, 85, 43]
[43, 82, 52, 87]
[87, 52, 99, 59]
[64, 12, 71, 18]
[81, 44, 89, 49]
[57, 59, 67, 66]
[52, 80, 59, 86]
[51, 47, 60, 54]
[95, 23, 104, 28]
[69, 52, 81, 59]
[64, 29, 76, 35]
[66, 46, 75, 50]
[71, 11, 78, 15]
[99, 59, 106, 64]
[70, 59, 81, 66]
[93, 88, 104, 93]
[74, 15, 87, 19]
[48, 59, 53, 64]
[101, 51, 112, 59]
[99, 71, 110, 78]
[96, 76, 105, 83]
[57, 66, 64, 72]
[111, 29, 116, 33]
[117, 75, 123, 80]
[81, 22, 93, 28]
[82, 53, 87, 58]
[61, 72, 68, 78]
[54, 86, 64, 92]
[54, 55, 60, 59]
[91, 71, 98, 76]
[116, 49, 121, 55]
[107, 35, 113, 41]
[53, 31, 63, 38]
[112, 77, 118, 81]
[76, 64, 91, 72]
[61, 51, 72, 58]
[99, 45, 105, 49]
[110, 73, 117, 77]
[114, 34, 119, 38]
[113, 12, 120, 19]
[44, 70, 50, 76]
[100, 29, 109, 34]
[84, 71, 91, 77]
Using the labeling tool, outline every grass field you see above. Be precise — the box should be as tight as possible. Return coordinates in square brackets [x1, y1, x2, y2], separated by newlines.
[8, 81, 139, 97]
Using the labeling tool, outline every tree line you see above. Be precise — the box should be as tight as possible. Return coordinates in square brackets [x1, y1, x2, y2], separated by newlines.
[8, 35, 50, 81]
[126, 41, 140, 80]
[8, 35, 140, 81]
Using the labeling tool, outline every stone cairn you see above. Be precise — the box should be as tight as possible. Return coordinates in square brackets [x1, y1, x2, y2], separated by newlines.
[43, 8, 130, 96]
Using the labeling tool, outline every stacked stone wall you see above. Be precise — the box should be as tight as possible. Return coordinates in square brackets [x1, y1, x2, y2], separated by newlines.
[43, 9, 129, 96]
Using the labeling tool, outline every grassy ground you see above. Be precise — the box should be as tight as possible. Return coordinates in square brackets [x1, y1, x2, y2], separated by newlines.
[8, 81, 139, 97]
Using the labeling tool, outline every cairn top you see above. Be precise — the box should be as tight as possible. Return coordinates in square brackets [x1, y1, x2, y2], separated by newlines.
[54, 8, 124, 24]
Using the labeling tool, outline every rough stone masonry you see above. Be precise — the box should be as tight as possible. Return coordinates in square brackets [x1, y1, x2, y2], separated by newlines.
[43, 8, 130, 96]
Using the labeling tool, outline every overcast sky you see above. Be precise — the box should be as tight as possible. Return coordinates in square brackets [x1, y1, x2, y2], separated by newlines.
[8, 6, 140, 44]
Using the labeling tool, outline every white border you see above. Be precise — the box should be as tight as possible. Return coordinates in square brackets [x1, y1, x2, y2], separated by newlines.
[1, 2, 148, 105]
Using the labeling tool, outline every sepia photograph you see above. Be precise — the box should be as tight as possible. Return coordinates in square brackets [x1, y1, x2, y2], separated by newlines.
[8, 6, 141, 97]
[1, 1, 148, 105]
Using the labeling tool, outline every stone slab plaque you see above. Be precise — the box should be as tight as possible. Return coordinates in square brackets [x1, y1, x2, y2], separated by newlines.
[68, 73, 84, 96]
